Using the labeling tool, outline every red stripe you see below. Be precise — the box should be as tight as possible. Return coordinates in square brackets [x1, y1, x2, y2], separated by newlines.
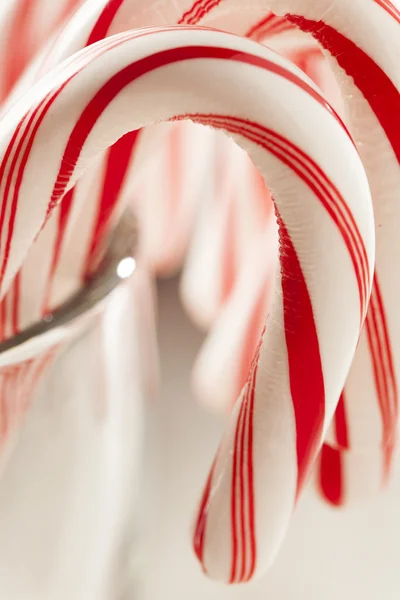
[277, 213, 325, 492]
[365, 278, 398, 449]
[239, 365, 258, 582]
[0, 117, 33, 259]
[163, 125, 183, 256]
[221, 191, 236, 304]
[244, 362, 259, 581]
[319, 444, 343, 506]
[383, 442, 396, 481]
[286, 15, 400, 164]
[82, 131, 139, 277]
[42, 188, 75, 312]
[232, 361, 259, 582]
[246, 14, 295, 41]
[373, 278, 398, 425]
[365, 311, 389, 432]
[4, 0, 36, 98]
[230, 398, 247, 583]
[0, 83, 74, 289]
[193, 460, 216, 568]
[178, 0, 222, 24]
[373, 0, 400, 23]
[86, 0, 125, 46]
[238, 392, 249, 582]
[334, 393, 349, 448]
[11, 273, 20, 336]
[181, 113, 369, 320]
[246, 13, 277, 38]
[252, 167, 274, 221]
[256, 20, 293, 40]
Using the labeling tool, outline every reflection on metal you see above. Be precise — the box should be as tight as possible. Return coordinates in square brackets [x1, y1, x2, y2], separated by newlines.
[0, 211, 138, 354]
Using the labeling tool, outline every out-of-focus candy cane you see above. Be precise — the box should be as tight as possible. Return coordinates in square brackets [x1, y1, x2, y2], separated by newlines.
[0, 0, 214, 342]
[0, 0, 82, 102]
[0, 25, 373, 582]
[132, 120, 214, 277]
[187, 137, 277, 409]
[180, 132, 247, 330]
[0, 348, 56, 463]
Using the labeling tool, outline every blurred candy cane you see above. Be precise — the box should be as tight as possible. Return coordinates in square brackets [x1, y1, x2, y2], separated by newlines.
[0, 0, 82, 102]
[0, 0, 214, 340]
[0, 26, 373, 582]
[0, 348, 56, 459]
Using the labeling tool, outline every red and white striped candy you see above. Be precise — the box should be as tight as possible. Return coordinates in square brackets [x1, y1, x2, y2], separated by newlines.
[0, 0, 215, 339]
[171, 0, 400, 511]
[0, 0, 81, 102]
[0, 26, 373, 581]
[184, 27, 333, 412]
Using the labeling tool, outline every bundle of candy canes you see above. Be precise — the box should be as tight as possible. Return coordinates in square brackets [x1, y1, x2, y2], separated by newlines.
[0, 0, 398, 585]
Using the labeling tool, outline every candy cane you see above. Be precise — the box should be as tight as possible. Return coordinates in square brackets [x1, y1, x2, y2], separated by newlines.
[0, 0, 214, 340]
[168, 0, 400, 510]
[0, 25, 373, 581]
[0, 0, 81, 102]
[0, 0, 389, 543]
[184, 28, 333, 410]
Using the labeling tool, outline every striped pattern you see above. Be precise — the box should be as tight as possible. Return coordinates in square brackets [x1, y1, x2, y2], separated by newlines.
[246, 13, 293, 40]
[373, 0, 400, 23]
[170, 0, 400, 510]
[283, 9, 400, 504]
[1, 0, 399, 582]
[0, 349, 55, 443]
[229, 340, 259, 583]
[0, 26, 373, 583]
[178, 112, 370, 320]
[178, 0, 223, 24]
[0, 0, 80, 102]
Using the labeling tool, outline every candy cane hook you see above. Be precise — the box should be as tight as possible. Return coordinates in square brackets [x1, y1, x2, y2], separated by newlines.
[0, 27, 374, 581]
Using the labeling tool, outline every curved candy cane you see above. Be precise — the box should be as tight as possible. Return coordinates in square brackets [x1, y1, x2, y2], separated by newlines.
[0, 0, 215, 338]
[0, 26, 373, 582]
[184, 28, 333, 411]
[0, 0, 395, 566]
[169, 0, 400, 510]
